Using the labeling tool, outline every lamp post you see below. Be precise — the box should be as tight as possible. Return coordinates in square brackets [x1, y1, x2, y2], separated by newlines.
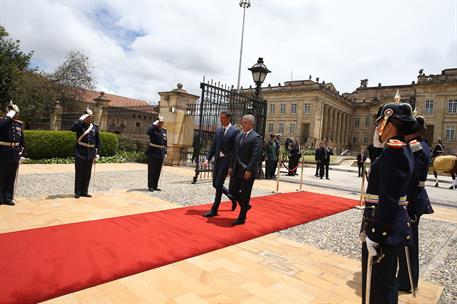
[236, 0, 251, 92]
[248, 57, 271, 98]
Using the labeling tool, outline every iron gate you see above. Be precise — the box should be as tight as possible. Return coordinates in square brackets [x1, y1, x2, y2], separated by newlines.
[187, 81, 267, 183]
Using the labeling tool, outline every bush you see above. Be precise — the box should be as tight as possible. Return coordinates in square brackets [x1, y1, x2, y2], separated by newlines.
[117, 135, 137, 152]
[23, 151, 147, 164]
[24, 130, 118, 159]
[99, 131, 118, 156]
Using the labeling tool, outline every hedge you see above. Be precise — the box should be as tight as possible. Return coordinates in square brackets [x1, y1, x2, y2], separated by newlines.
[24, 130, 118, 159]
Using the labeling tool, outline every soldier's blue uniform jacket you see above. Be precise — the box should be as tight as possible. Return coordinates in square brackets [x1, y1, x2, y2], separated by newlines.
[71, 121, 100, 160]
[0, 116, 25, 162]
[407, 138, 434, 218]
[146, 125, 167, 159]
[362, 136, 414, 246]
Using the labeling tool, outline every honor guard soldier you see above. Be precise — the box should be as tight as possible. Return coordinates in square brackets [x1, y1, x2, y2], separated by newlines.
[71, 108, 100, 199]
[398, 116, 434, 294]
[360, 94, 416, 304]
[0, 102, 25, 206]
[146, 116, 167, 192]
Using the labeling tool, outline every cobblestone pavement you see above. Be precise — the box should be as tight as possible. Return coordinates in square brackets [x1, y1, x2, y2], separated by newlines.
[15, 164, 456, 303]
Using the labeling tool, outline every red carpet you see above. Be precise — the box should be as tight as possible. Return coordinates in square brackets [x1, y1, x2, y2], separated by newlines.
[0, 191, 357, 303]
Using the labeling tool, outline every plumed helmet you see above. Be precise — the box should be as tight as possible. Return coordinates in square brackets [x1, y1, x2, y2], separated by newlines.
[377, 102, 416, 136]
[7, 101, 20, 113]
[85, 107, 94, 116]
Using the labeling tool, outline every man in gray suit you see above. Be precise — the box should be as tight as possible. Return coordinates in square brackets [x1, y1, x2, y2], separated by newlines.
[228, 115, 263, 225]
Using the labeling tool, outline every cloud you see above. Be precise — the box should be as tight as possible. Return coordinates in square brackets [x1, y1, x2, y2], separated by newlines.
[1, 0, 456, 102]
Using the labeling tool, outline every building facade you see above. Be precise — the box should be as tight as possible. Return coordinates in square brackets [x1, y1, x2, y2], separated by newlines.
[261, 68, 457, 154]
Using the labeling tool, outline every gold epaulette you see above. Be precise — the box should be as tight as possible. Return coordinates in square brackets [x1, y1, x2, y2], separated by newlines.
[409, 139, 423, 152]
[386, 139, 406, 149]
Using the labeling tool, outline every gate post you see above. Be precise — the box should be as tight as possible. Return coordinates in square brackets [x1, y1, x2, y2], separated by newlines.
[93, 92, 111, 130]
[158, 83, 199, 166]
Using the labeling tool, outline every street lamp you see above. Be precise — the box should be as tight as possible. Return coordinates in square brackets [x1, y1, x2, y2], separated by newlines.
[248, 57, 271, 97]
[236, 0, 251, 92]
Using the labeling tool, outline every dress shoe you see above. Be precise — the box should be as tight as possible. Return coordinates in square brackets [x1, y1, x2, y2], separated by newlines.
[434, 183, 439, 187]
[81, 194, 92, 198]
[227, 194, 237, 211]
[232, 219, 245, 225]
[326, 177, 330, 180]
[153, 188, 162, 191]
[203, 211, 218, 217]
[4, 200, 15, 206]
[148, 188, 154, 192]
[75, 194, 80, 199]
[450, 186, 455, 190]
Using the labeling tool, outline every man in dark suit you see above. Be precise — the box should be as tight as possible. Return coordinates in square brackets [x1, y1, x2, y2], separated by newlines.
[71, 108, 100, 199]
[228, 114, 263, 225]
[357, 148, 367, 177]
[203, 111, 239, 217]
[146, 116, 167, 192]
[321, 141, 333, 179]
[0, 102, 25, 206]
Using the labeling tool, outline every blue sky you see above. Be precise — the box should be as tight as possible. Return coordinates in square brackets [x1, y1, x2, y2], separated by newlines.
[1, 0, 456, 103]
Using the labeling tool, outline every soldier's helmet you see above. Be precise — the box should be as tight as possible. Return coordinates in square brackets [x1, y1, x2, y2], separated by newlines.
[377, 102, 416, 135]
[6, 101, 20, 113]
[84, 107, 94, 116]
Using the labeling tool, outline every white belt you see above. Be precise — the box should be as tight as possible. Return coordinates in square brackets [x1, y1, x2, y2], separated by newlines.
[0, 141, 20, 147]
[77, 141, 95, 148]
[149, 143, 166, 149]
[364, 194, 408, 206]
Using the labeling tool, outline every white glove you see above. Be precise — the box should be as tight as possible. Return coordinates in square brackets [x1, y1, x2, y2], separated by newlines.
[365, 237, 379, 256]
[95, 154, 100, 161]
[373, 127, 384, 148]
[6, 110, 16, 118]
[19, 157, 26, 164]
[164, 154, 168, 158]
[79, 114, 89, 121]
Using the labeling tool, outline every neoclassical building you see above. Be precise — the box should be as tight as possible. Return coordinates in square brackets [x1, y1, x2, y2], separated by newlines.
[261, 68, 457, 154]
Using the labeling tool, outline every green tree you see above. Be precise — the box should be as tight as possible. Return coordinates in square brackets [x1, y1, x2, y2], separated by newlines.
[50, 50, 96, 112]
[10, 71, 58, 128]
[0, 25, 33, 106]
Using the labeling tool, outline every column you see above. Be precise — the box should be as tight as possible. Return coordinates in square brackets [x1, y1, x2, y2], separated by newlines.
[331, 108, 337, 142]
[340, 113, 347, 144]
[335, 111, 342, 143]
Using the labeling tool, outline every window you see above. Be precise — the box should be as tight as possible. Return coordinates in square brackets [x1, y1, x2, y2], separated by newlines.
[279, 123, 284, 134]
[280, 104, 286, 114]
[365, 116, 370, 127]
[445, 126, 455, 141]
[290, 123, 295, 134]
[136, 122, 141, 127]
[448, 99, 457, 113]
[291, 104, 297, 114]
[425, 100, 434, 113]
[269, 103, 275, 114]
[304, 103, 310, 114]
[268, 123, 274, 133]
[363, 137, 368, 144]
[354, 117, 360, 127]
[352, 136, 358, 144]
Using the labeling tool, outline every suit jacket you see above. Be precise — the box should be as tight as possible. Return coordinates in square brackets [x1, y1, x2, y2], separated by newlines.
[207, 125, 238, 165]
[71, 121, 100, 160]
[230, 130, 263, 179]
[146, 125, 167, 159]
[0, 116, 25, 162]
[357, 153, 367, 165]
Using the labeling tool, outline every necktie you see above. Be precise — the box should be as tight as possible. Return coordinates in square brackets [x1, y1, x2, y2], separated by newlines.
[241, 132, 247, 144]
[222, 127, 227, 137]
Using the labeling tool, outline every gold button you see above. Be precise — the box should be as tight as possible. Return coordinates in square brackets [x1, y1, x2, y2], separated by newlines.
[382, 232, 388, 236]
[371, 228, 376, 233]
[406, 236, 411, 240]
